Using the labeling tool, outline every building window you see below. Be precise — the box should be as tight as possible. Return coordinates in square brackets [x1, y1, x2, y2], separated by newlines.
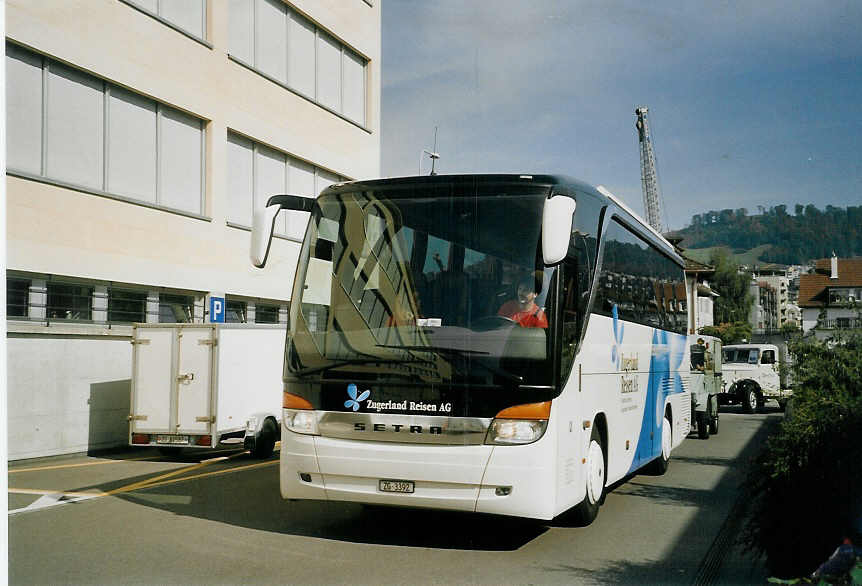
[255, 303, 280, 324]
[228, 0, 368, 126]
[47, 282, 93, 321]
[227, 131, 344, 238]
[124, 0, 207, 42]
[159, 293, 194, 323]
[108, 289, 148, 323]
[7, 279, 30, 318]
[226, 300, 247, 323]
[6, 43, 205, 216]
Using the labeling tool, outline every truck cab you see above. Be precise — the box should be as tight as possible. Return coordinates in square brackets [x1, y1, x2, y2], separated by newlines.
[720, 343, 790, 412]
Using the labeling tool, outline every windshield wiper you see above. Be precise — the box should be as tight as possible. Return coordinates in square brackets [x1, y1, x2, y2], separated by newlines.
[376, 344, 523, 383]
[291, 357, 433, 378]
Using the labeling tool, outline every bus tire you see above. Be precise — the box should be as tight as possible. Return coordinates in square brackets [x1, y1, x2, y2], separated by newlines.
[574, 427, 605, 526]
[696, 411, 709, 439]
[651, 414, 672, 475]
[251, 418, 277, 459]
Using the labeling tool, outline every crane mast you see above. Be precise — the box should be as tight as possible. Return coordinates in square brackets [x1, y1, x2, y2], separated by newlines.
[635, 106, 664, 233]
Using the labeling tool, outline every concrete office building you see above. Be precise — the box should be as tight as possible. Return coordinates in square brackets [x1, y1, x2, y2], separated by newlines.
[5, 0, 381, 459]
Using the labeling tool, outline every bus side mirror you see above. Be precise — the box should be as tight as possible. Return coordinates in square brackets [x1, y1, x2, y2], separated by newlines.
[250, 194, 315, 268]
[542, 196, 576, 265]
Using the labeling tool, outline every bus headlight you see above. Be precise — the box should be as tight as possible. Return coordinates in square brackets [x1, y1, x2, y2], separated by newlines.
[485, 401, 551, 445]
[283, 409, 319, 435]
[485, 419, 548, 445]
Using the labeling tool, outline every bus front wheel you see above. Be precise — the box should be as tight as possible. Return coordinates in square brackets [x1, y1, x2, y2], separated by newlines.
[574, 427, 605, 526]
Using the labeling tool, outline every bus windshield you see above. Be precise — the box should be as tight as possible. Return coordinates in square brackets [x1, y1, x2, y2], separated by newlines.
[288, 181, 559, 388]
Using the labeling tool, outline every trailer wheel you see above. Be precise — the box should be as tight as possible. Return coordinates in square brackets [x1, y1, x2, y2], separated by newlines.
[573, 427, 605, 526]
[252, 418, 277, 459]
[696, 411, 709, 439]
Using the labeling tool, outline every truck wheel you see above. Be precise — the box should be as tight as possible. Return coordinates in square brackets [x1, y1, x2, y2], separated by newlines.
[708, 396, 719, 435]
[696, 411, 709, 439]
[650, 414, 672, 475]
[573, 427, 605, 526]
[251, 418, 277, 459]
[742, 385, 759, 414]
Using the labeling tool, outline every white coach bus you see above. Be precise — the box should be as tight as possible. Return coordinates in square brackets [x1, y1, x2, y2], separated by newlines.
[251, 174, 691, 524]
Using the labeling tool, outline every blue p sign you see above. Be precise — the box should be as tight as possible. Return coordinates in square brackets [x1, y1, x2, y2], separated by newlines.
[210, 296, 225, 323]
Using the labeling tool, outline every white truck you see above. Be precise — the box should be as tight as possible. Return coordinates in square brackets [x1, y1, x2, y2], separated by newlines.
[128, 323, 284, 457]
[690, 336, 722, 439]
[720, 343, 792, 413]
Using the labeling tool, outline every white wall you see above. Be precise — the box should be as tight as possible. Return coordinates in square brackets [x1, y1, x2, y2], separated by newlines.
[8, 336, 133, 460]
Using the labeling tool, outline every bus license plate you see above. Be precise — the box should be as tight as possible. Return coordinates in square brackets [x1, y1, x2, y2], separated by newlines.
[156, 435, 189, 445]
[379, 480, 414, 494]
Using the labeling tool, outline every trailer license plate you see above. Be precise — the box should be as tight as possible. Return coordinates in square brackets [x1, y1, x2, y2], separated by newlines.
[156, 435, 189, 445]
[379, 480, 414, 494]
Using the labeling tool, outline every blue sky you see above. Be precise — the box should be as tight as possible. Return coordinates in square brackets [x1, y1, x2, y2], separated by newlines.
[380, 1, 862, 230]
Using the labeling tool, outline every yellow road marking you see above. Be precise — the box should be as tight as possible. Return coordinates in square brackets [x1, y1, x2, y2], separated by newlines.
[9, 455, 159, 474]
[104, 448, 257, 495]
[130, 460, 278, 491]
[9, 488, 106, 498]
[9, 443, 278, 474]
[8, 458, 278, 513]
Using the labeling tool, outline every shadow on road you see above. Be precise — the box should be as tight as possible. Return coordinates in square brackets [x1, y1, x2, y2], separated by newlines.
[58, 412, 781, 562]
[117, 469, 546, 550]
[547, 413, 784, 584]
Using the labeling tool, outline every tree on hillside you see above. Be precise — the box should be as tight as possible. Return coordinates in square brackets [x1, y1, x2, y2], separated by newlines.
[710, 250, 753, 324]
[678, 204, 862, 265]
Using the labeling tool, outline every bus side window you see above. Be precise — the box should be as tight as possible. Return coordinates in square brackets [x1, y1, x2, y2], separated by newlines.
[560, 259, 579, 379]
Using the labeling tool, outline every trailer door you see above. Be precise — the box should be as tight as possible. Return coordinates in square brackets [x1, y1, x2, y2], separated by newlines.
[176, 326, 215, 433]
[131, 326, 176, 434]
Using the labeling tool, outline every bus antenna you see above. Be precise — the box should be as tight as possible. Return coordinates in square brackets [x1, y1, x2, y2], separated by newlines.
[421, 127, 440, 175]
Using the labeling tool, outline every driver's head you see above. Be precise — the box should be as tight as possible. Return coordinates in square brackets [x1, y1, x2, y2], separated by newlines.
[516, 277, 538, 305]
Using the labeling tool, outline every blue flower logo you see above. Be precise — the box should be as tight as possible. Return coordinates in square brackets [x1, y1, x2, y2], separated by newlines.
[611, 304, 624, 369]
[344, 383, 370, 411]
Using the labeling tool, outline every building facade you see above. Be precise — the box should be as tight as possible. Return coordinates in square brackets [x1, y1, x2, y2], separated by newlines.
[5, 0, 381, 459]
[749, 265, 790, 330]
[749, 280, 779, 335]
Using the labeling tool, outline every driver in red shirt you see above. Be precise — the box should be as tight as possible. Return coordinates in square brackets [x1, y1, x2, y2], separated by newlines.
[498, 276, 548, 328]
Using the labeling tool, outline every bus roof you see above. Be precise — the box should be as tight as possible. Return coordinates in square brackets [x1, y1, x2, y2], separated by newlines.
[322, 173, 681, 265]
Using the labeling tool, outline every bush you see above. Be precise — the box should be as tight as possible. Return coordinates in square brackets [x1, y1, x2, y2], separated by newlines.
[741, 334, 862, 577]
[699, 321, 753, 345]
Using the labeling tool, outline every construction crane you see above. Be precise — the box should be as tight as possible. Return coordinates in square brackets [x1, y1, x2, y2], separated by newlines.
[635, 106, 665, 233]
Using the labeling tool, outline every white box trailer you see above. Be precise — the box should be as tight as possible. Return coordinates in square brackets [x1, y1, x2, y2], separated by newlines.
[129, 323, 284, 457]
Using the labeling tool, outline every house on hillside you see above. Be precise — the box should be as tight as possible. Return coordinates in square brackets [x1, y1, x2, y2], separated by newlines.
[798, 255, 862, 339]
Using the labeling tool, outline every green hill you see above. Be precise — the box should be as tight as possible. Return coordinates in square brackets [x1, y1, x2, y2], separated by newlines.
[675, 204, 861, 265]
[684, 245, 774, 267]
